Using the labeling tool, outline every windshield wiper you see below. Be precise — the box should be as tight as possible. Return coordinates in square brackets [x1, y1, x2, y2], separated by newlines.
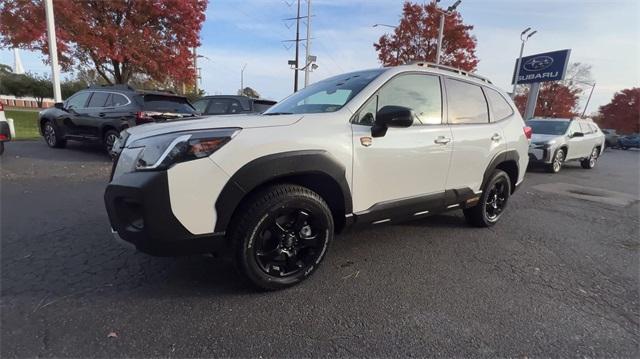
[263, 112, 293, 116]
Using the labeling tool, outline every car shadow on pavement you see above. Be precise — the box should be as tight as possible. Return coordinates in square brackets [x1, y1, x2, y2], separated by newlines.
[3, 140, 111, 163]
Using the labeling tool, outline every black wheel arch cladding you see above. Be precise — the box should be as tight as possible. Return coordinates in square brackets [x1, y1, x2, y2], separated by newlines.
[214, 150, 353, 233]
[482, 150, 520, 194]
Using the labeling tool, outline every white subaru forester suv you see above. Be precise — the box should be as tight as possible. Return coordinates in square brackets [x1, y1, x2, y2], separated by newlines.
[105, 63, 531, 290]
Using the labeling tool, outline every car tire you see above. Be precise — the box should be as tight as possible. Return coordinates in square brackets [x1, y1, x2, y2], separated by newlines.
[463, 169, 511, 228]
[230, 184, 333, 290]
[546, 148, 565, 173]
[581, 147, 600, 169]
[43, 121, 66, 148]
[103, 129, 120, 155]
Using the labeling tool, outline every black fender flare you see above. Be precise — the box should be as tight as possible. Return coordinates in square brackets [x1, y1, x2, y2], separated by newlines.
[214, 150, 353, 233]
[481, 150, 520, 192]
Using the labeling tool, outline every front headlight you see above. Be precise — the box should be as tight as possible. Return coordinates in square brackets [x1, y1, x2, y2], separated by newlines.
[128, 128, 239, 171]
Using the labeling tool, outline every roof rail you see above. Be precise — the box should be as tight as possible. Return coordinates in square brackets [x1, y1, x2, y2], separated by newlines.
[404, 61, 492, 84]
[88, 84, 136, 91]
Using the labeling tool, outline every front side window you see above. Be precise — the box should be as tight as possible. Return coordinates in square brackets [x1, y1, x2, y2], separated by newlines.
[484, 87, 514, 122]
[568, 121, 582, 136]
[264, 69, 385, 115]
[446, 79, 489, 124]
[353, 73, 442, 126]
[579, 122, 592, 134]
[87, 92, 110, 108]
[66, 92, 91, 109]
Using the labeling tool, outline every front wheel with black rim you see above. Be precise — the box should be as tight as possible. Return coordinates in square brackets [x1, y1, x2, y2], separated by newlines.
[103, 129, 120, 155]
[230, 184, 333, 290]
[581, 147, 600, 169]
[463, 169, 511, 227]
[546, 148, 565, 173]
[43, 121, 66, 148]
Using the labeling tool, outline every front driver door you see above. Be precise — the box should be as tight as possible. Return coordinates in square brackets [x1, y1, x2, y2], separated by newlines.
[351, 73, 453, 219]
[60, 91, 92, 137]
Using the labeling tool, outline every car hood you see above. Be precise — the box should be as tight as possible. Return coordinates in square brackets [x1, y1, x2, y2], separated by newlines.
[531, 133, 563, 144]
[123, 113, 303, 143]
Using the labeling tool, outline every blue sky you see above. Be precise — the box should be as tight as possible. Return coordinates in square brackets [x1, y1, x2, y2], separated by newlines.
[1, 0, 639, 113]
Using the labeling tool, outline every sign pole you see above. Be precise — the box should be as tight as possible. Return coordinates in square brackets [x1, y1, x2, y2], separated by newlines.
[511, 40, 525, 99]
[524, 82, 540, 120]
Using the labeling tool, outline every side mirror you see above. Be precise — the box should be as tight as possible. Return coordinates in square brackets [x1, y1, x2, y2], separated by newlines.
[571, 132, 584, 138]
[54, 102, 65, 110]
[371, 105, 414, 138]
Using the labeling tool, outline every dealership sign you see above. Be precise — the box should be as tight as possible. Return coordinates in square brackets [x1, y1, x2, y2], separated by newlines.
[511, 49, 571, 84]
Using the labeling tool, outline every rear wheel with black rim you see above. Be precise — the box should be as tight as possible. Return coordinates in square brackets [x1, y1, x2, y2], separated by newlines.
[581, 147, 599, 169]
[546, 148, 565, 173]
[463, 169, 511, 227]
[230, 184, 333, 290]
[43, 121, 66, 148]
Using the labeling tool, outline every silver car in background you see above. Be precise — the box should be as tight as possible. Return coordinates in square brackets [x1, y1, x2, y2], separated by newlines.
[527, 118, 605, 173]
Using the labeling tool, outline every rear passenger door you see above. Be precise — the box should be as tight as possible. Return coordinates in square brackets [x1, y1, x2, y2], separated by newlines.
[444, 78, 507, 194]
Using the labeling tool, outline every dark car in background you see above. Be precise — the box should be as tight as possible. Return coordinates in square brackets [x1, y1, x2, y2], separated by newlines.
[38, 85, 198, 153]
[618, 134, 640, 150]
[601, 129, 620, 148]
[192, 95, 276, 115]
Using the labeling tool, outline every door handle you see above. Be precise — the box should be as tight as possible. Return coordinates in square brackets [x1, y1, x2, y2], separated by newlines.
[491, 133, 502, 142]
[434, 136, 451, 145]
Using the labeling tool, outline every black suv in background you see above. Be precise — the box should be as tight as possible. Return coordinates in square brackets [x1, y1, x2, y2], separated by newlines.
[39, 85, 198, 153]
[192, 95, 276, 115]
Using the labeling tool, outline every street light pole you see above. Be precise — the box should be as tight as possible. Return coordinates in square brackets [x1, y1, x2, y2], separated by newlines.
[44, 0, 61, 102]
[435, 0, 461, 65]
[581, 82, 596, 118]
[304, 0, 312, 88]
[511, 27, 537, 99]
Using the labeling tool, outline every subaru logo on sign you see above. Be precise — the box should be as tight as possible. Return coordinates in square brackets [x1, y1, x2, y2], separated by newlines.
[523, 56, 554, 72]
[512, 49, 571, 85]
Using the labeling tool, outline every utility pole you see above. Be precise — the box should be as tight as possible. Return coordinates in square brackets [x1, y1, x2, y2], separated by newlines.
[193, 47, 198, 94]
[44, 0, 61, 102]
[240, 63, 247, 94]
[580, 81, 596, 118]
[304, 0, 312, 87]
[293, 0, 301, 92]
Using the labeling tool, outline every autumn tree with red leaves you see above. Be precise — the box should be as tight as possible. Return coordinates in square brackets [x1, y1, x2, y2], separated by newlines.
[514, 83, 581, 118]
[597, 88, 640, 134]
[0, 0, 207, 86]
[374, 1, 478, 71]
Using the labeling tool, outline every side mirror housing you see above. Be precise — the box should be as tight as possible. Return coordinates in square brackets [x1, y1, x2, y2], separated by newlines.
[54, 102, 65, 110]
[371, 105, 414, 138]
[571, 131, 584, 138]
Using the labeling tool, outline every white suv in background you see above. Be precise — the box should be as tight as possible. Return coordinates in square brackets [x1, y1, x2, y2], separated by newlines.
[527, 118, 605, 173]
[105, 63, 531, 290]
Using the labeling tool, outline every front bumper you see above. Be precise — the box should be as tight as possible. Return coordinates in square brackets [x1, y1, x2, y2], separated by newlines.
[528, 144, 553, 163]
[104, 170, 228, 256]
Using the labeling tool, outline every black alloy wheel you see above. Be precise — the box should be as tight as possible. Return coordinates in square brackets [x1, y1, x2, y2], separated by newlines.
[231, 184, 333, 290]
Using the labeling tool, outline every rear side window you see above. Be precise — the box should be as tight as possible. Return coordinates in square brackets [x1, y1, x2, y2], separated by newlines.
[192, 99, 209, 114]
[108, 94, 129, 107]
[142, 95, 196, 114]
[484, 88, 513, 122]
[88, 92, 110, 107]
[446, 79, 489, 124]
[253, 101, 275, 113]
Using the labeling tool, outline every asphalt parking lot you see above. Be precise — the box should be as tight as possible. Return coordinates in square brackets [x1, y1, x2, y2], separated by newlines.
[1, 140, 639, 357]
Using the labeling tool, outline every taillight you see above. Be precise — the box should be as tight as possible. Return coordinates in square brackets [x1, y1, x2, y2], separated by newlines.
[0, 134, 7, 141]
[523, 126, 532, 140]
[135, 111, 154, 125]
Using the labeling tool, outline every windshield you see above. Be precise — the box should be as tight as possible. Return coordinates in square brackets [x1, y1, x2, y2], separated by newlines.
[527, 120, 570, 135]
[264, 69, 385, 115]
